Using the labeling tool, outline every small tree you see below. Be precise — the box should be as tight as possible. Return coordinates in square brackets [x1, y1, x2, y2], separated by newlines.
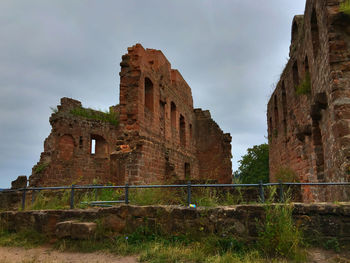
[235, 143, 269, 184]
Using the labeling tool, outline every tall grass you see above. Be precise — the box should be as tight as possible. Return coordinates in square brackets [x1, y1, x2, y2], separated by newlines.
[340, 0, 350, 15]
[256, 187, 305, 261]
[70, 107, 119, 126]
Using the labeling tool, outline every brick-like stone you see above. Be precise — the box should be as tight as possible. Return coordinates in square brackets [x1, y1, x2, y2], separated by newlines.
[267, 0, 350, 202]
[28, 43, 232, 187]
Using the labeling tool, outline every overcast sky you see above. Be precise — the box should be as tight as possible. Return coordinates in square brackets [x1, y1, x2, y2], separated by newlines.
[0, 0, 306, 188]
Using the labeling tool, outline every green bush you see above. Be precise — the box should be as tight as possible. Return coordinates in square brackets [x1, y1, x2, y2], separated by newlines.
[33, 162, 49, 174]
[275, 166, 299, 182]
[340, 0, 350, 15]
[70, 107, 119, 126]
[257, 202, 305, 260]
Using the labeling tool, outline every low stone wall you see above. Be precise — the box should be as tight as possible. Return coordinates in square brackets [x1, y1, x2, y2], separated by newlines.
[0, 203, 349, 243]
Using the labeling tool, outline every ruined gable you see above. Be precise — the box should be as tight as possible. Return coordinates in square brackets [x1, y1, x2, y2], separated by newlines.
[29, 44, 232, 186]
[267, 0, 350, 201]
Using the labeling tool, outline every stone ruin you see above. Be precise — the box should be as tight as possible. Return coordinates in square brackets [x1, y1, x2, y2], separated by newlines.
[29, 44, 232, 187]
[267, 0, 350, 201]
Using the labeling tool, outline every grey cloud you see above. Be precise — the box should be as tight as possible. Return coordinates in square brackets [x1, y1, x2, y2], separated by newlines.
[0, 0, 305, 187]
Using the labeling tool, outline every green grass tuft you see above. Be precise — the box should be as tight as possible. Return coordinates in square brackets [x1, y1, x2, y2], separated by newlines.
[340, 0, 350, 15]
[33, 162, 49, 174]
[295, 72, 311, 95]
[70, 107, 119, 126]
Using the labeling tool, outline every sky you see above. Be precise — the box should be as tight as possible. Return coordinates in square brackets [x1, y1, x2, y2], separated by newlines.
[0, 0, 306, 188]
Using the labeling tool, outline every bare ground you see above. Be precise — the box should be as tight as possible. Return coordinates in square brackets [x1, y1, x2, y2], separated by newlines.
[0, 246, 349, 262]
[0, 246, 138, 263]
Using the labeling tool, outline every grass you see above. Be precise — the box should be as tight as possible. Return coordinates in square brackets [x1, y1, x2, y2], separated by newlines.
[340, 0, 350, 15]
[0, 229, 48, 249]
[29, 190, 71, 210]
[70, 107, 119, 126]
[26, 184, 253, 210]
[0, 225, 303, 263]
[256, 187, 306, 261]
[0, 187, 307, 262]
[33, 162, 49, 174]
[295, 72, 311, 95]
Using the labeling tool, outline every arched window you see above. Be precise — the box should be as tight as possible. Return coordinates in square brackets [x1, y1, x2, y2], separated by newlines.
[180, 114, 186, 146]
[171, 102, 176, 128]
[144, 78, 154, 112]
[293, 61, 299, 88]
[292, 20, 299, 43]
[281, 82, 287, 135]
[311, 8, 320, 58]
[274, 94, 279, 130]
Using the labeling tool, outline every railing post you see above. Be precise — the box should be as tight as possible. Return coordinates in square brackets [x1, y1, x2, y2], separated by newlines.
[187, 181, 191, 206]
[279, 180, 284, 203]
[21, 187, 26, 210]
[125, 183, 129, 204]
[31, 190, 36, 204]
[259, 180, 265, 203]
[70, 184, 75, 209]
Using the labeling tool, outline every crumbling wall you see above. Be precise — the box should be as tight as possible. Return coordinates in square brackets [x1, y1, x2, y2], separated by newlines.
[29, 98, 121, 186]
[194, 109, 232, 183]
[267, 0, 350, 201]
[29, 44, 232, 187]
[117, 44, 232, 183]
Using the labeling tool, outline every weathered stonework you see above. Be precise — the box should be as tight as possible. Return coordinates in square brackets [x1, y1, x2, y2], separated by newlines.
[1, 204, 350, 244]
[29, 44, 232, 186]
[267, 0, 350, 201]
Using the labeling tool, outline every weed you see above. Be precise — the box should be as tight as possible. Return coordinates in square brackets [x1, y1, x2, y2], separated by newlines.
[0, 229, 47, 248]
[295, 72, 311, 95]
[33, 162, 49, 174]
[324, 238, 340, 252]
[29, 190, 70, 210]
[257, 200, 305, 261]
[70, 107, 119, 126]
[50, 106, 58, 113]
[340, 0, 350, 15]
[275, 166, 298, 182]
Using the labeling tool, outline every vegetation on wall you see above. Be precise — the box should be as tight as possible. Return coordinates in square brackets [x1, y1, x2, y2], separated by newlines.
[234, 143, 269, 184]
[340, 0, 350, 15]
[33, 162, 49, 174]
[295, 72, 311, 95]
[70, 107, 119, 126]
[275, 166, 299, 182]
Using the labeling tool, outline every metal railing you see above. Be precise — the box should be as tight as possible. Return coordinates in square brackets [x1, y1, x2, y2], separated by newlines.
[1, 181, 350, 210]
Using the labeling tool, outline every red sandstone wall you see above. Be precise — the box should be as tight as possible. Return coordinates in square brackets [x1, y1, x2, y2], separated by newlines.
[30, 44, 232, 186]
[194, 109, 232, 184]
[267, 0, 350, 201]
[29, 98, 121, 186]
[118, 44, 231, 183]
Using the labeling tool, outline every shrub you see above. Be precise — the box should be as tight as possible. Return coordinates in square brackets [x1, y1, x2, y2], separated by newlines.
[33, 162, 49, 174]
[70, 107, 119, 126]
[275, 166, 298, 182]
[295, 72, 311, 95]
[340, 0, 350, 15]
[257, 200, 305, 260]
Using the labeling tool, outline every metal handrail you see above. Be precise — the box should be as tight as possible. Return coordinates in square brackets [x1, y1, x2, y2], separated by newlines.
[1, 181, 349, 210]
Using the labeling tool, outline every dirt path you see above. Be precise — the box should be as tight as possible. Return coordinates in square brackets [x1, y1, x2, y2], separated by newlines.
[0, 246, 138, 263]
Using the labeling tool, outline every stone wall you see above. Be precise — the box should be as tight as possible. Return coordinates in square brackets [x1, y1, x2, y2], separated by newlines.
[29, 44, 232, 187]
[1, 204, 349, 244]
[267, 0, 350, 201]
[29, 98, 121, 186]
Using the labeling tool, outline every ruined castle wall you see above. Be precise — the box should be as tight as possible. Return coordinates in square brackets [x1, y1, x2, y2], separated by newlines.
[30, 98, 121, 186]
[29, 44, 232, 187]
[267, 0, 350, 201]
[194, 109, 232, 183]
[118, 44, 201, 183]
